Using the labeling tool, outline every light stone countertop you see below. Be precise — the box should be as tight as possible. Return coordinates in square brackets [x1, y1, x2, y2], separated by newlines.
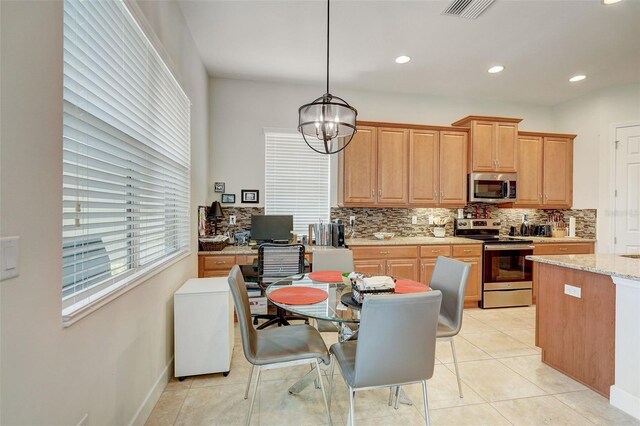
[510, 236, 596, 243]
[199, 245, 345, 255]
[526, 254, 640, 281]
[345, 236, 481, 246]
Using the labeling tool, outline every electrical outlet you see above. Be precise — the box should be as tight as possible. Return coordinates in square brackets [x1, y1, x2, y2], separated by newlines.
[564, 284, 581, 299]
[428, 215, 434, 225]
[411, 215, 418, 225]
[229, 215, 236, 225]
[349, 216, 356, 226]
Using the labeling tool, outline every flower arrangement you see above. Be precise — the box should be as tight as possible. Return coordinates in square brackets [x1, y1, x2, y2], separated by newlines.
[432, 217, 450, 238]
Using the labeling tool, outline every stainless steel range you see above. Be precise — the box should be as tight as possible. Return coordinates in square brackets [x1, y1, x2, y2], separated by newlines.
[454, 219, 534, 308]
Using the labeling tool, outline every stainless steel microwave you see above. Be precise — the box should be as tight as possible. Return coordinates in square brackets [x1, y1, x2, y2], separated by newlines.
[469, 173, 517, 203]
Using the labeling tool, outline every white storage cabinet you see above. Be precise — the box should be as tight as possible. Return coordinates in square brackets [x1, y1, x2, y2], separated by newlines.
[174, 277, 234, 380]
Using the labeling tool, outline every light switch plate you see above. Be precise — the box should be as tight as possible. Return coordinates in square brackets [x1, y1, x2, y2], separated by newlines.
[411, 215, 418, 225]
[428, 215, 434, 225]
[564, 284, 581, 298]
[1, 237, 20, 281]
[229, 215, 236, 225]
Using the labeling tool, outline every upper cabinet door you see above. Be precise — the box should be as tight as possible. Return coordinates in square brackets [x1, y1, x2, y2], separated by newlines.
[342, 126, 377, 204]
[439, 131, 468, 206]
[515, 135, 543, 207]
[543, 137, 573, 208]
[409, 129, 439, 205]
[377, 127, 409, 204]
[495, 123, 518, 172]
[471, 121, 495, 171]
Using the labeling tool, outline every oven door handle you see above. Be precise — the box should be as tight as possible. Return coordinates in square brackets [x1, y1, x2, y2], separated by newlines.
[484, 245, 535, 251]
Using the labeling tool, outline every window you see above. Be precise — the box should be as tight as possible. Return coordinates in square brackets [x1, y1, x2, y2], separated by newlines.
[264, 131, 330, 236]
[62, 0, 191, 319]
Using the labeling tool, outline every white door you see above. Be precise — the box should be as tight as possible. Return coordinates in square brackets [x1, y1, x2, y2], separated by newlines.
[614, 124, 640, 254]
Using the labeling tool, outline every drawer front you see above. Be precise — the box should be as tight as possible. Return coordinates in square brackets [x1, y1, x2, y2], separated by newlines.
[420, 245, 452, 258]
[203, 255, 237, 271]
[533, 243, 594, 255]
[351, 245, 418, 260]
[452, 244, 483, 257]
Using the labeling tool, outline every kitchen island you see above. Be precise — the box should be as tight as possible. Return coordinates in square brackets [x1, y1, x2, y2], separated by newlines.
[528, 254, 640, 420]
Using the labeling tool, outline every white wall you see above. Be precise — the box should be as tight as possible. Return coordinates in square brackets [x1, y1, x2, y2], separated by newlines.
[554, 83, 640, 253]
[0, 1, 208, 424]
[209, 77, 555, 206]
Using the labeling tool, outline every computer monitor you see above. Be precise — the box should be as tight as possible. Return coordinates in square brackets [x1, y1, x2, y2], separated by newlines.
[250, 215, 293, 243]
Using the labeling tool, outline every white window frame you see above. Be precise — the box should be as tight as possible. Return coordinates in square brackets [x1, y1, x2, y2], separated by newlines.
[62, 0, 191, 325]
[264, 129, 331, 236]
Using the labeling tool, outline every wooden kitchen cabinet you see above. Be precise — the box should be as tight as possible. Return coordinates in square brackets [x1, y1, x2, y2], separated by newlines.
[451, 116, 521, 173]
[351, 245, 419, 281]
[452, 244, 483, 307]
[377, 127, 409, 204]
[409, 129, 439, 205]
[419, 259, 438, 286]
[516, 132, 575, 209]
[531, 241, 595, 303]
[340, 121, 468, 208]
[439, 131, 468, 206]
[199, 255, 237, 278]
[543, 136, 573, 208]
[341, 126, 377, 205]
[408, 129, 467, 207]
[515, 135, 544, 206]
[353, 259, 385, 276]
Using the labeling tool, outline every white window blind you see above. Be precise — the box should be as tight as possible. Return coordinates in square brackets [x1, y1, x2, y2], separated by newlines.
[62, 0, 191, 317]
[265, 131, 330, 236]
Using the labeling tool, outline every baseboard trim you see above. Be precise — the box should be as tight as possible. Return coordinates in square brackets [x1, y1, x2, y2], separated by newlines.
[610, 385, 640, 420]
[129, 356, 174, 426]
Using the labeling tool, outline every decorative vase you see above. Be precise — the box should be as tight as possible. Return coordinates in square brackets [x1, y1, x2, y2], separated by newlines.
[433, 227, 446, 238]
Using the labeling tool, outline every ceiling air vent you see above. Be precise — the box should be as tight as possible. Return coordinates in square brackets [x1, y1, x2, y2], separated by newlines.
[442, 0, 495, 19]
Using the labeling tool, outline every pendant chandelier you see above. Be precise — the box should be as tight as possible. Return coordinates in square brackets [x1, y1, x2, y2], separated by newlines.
[297, 0, 358, 155]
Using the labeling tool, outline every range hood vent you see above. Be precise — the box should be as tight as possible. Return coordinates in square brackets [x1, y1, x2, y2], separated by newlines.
[442, 0, 495, 19]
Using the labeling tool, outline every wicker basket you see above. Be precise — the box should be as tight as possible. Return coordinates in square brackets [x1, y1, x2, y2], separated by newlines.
[351, 282, 395, 304]
[199, 238, 228, 252]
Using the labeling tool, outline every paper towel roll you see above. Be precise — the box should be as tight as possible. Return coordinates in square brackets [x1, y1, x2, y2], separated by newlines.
[569, 217, 576, 237]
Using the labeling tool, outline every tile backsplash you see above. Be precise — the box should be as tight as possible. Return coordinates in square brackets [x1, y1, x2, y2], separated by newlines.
[331, 205, 596, 239]
[205, 205, 596, 240]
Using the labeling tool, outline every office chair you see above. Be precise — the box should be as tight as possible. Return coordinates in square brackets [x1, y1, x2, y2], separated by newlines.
[227, 266, 332, 425]
[253, 243, 309, 329]
[312, 249, 356, 333]
[328, 291, 443, 426]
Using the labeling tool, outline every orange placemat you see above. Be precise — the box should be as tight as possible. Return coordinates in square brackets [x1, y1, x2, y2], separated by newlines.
[269, 287, 329, 305]
[395, 279, 430, 294]
[308, 270, 344, 283]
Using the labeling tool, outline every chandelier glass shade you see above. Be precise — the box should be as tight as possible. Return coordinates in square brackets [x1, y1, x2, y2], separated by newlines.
[297, 0, 358, 155]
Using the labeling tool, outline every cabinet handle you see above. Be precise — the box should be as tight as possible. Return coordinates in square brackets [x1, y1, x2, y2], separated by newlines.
[379, 189, 382, 196]
[215, 261, 227, 264]
[387, 264, 391, 274]
[559, 248, 568, 251]
[434, 191, 438, 200]
[431, 249, 441, 253]
[379, 265, 383, 273]
[545, 194, 548, 200]
[440, 191, 444, 198]
[539, 193, 542, 201]
[463, 249, 472, 252]
[379, 251, 390, 255]
[421, 263, 424, 272]
[371, 189, 374, 197]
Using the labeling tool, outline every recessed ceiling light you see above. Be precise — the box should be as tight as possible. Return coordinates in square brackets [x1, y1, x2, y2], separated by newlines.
[487, 65, 505, 74]
[569, 75, 587, 82]
[602, 0, 622, 4]
[395, 56, 411, 64]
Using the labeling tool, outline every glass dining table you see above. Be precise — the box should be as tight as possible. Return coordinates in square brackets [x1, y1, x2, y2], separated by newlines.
[265, 273, 423, 405]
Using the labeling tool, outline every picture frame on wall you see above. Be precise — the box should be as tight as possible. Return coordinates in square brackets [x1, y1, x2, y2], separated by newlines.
[241, 190, 259, 203]
[214, 182, 225, 193]
[221, 193, 235, 204]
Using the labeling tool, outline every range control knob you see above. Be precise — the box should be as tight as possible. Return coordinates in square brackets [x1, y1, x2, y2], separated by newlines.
[493, 221, 500, 226]
[458, 221, 467, 227]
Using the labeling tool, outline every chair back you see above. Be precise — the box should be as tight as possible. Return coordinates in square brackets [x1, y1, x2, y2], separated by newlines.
[352, 291, 442, 388]
[227, 265, 258, 363]
[258, 244, 305, 284]
[311, 249, 355, 272]
[429, 256, 471, 334]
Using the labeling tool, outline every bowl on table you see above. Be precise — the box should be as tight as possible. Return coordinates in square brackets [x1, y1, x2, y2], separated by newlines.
[373, 232, 395, 240]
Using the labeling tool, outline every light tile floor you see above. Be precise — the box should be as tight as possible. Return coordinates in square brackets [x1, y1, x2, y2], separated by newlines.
[146, 307, 640, 425]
